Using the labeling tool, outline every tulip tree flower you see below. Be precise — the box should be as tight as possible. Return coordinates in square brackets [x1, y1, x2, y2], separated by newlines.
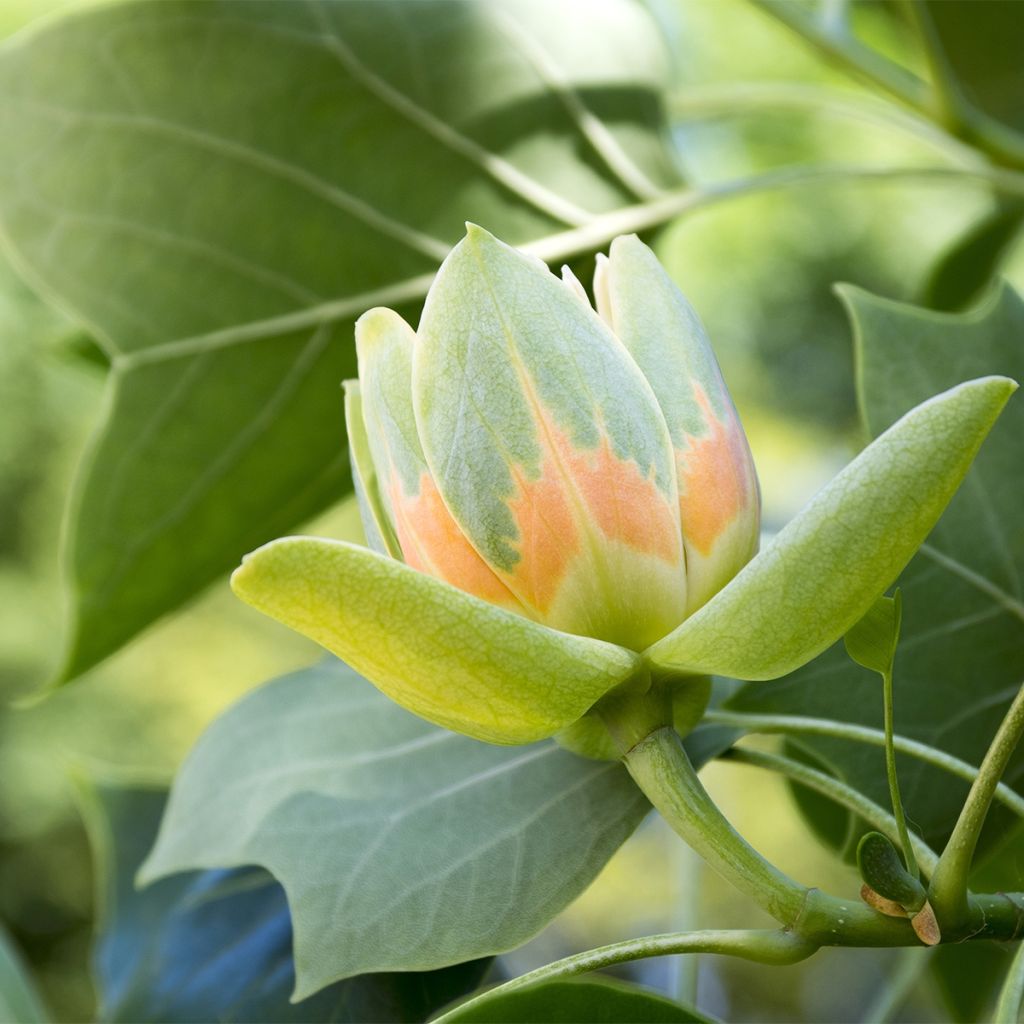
[232, 226, 1015, 749]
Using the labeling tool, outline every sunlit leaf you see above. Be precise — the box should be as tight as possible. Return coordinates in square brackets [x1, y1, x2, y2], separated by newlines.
[141, 661, 649, 998]
[0, 0, 680, 683]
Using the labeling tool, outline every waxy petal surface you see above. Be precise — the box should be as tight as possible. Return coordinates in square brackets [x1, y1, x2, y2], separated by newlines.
[356, 308, 522, 613]
[647, 376, 1016, 680]
[231, 537, 643, 744]
[596, 235, 760, 614]
[343, 381, 402, 559]
[415, 226, 686, 650]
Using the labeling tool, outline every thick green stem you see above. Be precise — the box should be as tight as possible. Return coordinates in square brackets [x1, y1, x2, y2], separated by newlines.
[429, 929, 814, 1024]
[620, 728, 915, 948]
[623, 727, 809, 924]
[930, 683, 1024, 931]
[883, 665, 919, 881]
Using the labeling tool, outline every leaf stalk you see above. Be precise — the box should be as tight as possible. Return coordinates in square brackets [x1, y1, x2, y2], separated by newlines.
[929, 682, 1024, 931]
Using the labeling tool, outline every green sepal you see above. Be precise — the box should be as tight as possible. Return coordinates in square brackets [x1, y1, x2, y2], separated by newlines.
[645, 376, 1017, 681]
[857, 831, 927, 912]
[231, 537, 642, 744]
[844, 590, 902, 676]
[556, 675, 711, 761]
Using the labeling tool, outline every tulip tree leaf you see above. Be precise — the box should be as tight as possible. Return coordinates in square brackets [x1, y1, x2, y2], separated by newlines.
[0, 0, 681, 684]
[231, 537, 642, 744]
[646, 375, 1016, 680]
[731, 284, 1024, 856]
[0, 927, 48, 1024]
[141, 660, 650, 999]
[443, 978, 714, 1023]
[82, 780, 490, 1023]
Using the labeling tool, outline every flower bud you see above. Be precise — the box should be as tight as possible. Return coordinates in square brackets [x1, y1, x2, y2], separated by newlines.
[594, 235, 760, 614]
[348, 226, 758, 651]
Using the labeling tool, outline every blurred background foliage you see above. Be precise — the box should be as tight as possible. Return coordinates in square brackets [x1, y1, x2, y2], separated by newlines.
[1, 0, 1023, 1021]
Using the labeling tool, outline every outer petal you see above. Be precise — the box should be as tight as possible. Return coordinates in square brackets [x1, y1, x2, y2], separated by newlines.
[596, 235, 760, 614]
[231, 537, 643, 744]
[646, 376, 1017, 680]
[414, 225, 687, 651]
[343, 380, 402, 559]
[355, 307, 523, 612]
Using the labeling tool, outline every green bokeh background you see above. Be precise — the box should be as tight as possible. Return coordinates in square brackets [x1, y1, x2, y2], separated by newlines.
[1, 1, 1021, 1020]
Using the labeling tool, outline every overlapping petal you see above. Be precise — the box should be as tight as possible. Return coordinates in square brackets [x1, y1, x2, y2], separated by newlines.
[595, 235, 760, 614]
[414, 226, 687, 651]
[344, 380, 402, 559]
[646, 376, 1017, 679]
[355, 307, 523, 613]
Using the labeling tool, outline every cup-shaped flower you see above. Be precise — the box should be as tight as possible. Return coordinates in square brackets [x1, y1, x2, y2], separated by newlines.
[350, 226, 757, 651]
[232, 227, 1016, 748]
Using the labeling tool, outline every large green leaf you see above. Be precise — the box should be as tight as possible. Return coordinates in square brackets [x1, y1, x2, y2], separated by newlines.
[141, 660, 649, 999]
[83, 781, 489, 1024]
[646, 375, 1015, 680]
[0, 0, 680, 683]
[731, 284, 1024, 854]
[442, 978, 713, 1023]
[0, 926, 48, 1024]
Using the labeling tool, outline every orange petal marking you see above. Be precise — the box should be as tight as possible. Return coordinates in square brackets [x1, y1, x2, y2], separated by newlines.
[677, 388, 755, 556]
[506, 416, 681, 614]
[390, 472, 523, 612]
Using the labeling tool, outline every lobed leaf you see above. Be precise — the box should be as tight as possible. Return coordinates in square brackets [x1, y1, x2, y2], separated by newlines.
[141, 661, 649, 998]
[82, 780, 488, 1022]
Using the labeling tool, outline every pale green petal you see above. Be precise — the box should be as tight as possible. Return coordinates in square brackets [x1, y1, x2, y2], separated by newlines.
[231, 537, 642, 744]
[414, 225, 686, 650]
[599, 234, 760, 614]
[343, 380, 402, 559]
[647, 376, 1017, 680]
